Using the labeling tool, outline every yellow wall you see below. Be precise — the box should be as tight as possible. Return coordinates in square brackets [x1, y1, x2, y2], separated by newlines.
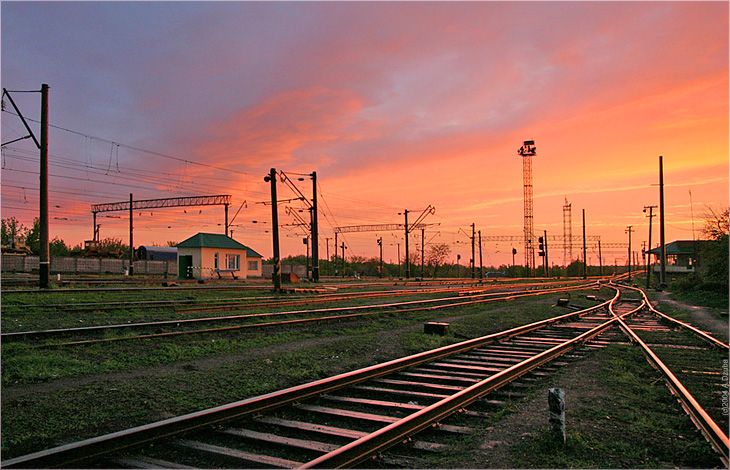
[177, 246, 262, 279]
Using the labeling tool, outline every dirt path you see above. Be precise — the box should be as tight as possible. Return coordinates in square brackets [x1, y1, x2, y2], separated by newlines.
[652, 291, 728, 343]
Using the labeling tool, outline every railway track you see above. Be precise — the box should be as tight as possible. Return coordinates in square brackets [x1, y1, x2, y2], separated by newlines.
[610, 283, 729, 466]
[2, 283, 597, 347]
[2, 288, 628, 468]
[6, 280, 723, 468]
[2, 281, 569, 314]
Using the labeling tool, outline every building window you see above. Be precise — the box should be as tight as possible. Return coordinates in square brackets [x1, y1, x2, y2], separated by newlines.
[226, 254, 240, 270]
[248, 260, 259, 271]
[214, 252, 219, 270]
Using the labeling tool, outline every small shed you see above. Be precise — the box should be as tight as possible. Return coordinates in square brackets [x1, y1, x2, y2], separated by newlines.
[136, 246, 178, 261]
[176, 233, 263, 280]
[647, 240, 711, 273]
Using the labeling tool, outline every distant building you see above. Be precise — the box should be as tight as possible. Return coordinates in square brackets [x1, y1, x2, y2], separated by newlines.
[136, 245, 177, 261]
[176, 233, 263, 279]
[647, 240, 711, 273]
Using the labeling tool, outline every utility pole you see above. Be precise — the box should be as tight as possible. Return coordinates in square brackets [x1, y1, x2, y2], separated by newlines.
[643, 205, 656, 288]
[403, 210, 410, 279]
[421, 228, 425, 278]
[377, 237, 383, 278]
[265, 168, 281, 292]
[311, 171, 319, 281]
[39, 84, 49, 288]
[659, 156, 667, 287]
[397, 243, 401, 277]
[582, 209, 587, 279]
[341, 242, 346, 278]
[398, 206, 435, 279]
[471, 223, 476, 279]
[129, 193, 134, 275]
[2, 86, 49, 286]
[325, 237, 331, 276]
[598, 239, 603, 276]
[626, 226, 634, 282]
[478, 230, 483, 280]
[224, 203, 229, 236]
[334, 232, 338, 275]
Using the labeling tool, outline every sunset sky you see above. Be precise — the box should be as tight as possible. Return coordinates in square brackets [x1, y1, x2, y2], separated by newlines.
[2, 1, 728, 268]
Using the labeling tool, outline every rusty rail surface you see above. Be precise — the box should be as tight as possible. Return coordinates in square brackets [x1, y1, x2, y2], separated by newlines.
[1, 291, 616, 469]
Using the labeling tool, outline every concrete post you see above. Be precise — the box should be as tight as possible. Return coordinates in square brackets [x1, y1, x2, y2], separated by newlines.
[548, 388, 566, 443]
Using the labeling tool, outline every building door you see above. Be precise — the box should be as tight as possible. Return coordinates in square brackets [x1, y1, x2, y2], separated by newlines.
[178, 255, 193, 279]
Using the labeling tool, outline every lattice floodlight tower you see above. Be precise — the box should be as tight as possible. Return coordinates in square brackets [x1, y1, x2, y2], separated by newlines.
[518, 140, 537, 274]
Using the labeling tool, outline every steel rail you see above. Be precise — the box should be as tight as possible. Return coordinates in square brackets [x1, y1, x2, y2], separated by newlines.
[29, 283, 599, 348]
[3, 283, 597, 343]
[1, 294, 615, 469]
[301, 289, 625, 468]
[609, 286, 729, 466]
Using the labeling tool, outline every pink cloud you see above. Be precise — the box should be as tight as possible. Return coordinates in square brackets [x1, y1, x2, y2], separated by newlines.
[196, 86, 378, 170]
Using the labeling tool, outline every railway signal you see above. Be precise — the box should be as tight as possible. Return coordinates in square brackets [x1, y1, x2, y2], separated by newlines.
[538, 231, 549, 277]
[377, 237, 383, 278]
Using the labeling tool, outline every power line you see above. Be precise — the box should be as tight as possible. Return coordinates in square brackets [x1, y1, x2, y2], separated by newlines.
[2, 110, 259, 177]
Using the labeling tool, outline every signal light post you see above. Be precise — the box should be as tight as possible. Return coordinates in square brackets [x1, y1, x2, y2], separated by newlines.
[538, 231, 548, 277]
[377, 237, 383, 278]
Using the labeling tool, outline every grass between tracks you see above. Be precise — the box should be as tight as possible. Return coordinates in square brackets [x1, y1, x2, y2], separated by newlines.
[1, 287, 607, 460]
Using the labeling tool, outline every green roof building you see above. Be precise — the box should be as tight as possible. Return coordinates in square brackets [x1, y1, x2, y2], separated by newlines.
[176, 233, 262, 279]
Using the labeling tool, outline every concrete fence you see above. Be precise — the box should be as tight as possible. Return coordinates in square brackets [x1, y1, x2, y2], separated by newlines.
[1, 254, 176, 275]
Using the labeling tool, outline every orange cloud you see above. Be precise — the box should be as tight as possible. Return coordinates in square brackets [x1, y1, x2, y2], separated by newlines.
[196, 86, 375, 170]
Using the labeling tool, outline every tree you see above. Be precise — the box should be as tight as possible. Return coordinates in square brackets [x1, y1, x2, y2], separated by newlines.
[1, 217, 26, 246]
[565, 260, 584, 277]
[701, 206, 729, 241]
[24, 218, 41, 253]
[426, 243, 451, 278]
[49, 237, 71, 256]
[698, 206, 728, 287]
